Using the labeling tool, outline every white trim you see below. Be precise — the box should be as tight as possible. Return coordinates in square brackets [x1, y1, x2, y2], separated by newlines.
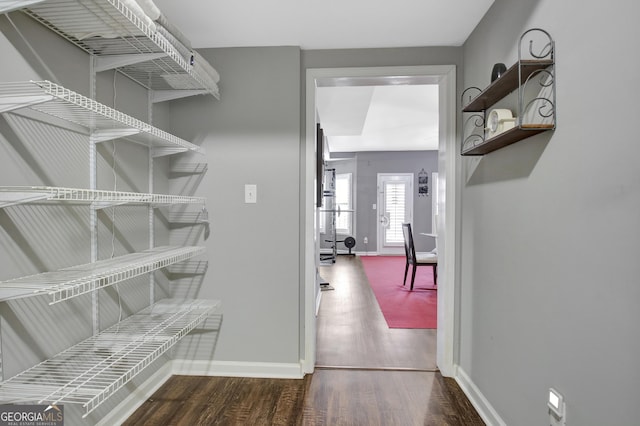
[436, 64, 458, 377]
[97, 361, 172, 426]
[304, 65, 458, 378]
[316, 285, 323, 315]
[455, 366, 507, 426]
[172, 359, 305, 379]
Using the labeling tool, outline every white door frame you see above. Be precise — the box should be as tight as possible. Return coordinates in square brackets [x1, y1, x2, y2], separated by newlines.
[377, 173, 414, 255]
[303, 65, 458, 377]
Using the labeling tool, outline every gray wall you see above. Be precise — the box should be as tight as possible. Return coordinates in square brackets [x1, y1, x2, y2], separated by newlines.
[459, 1, 640, 425]
[0, 12, 171, 425]
[167, 47, 302, 363]
[360, 151, 437, 253]
[164, 46, 463, 366]
[321, 151, 438, 254]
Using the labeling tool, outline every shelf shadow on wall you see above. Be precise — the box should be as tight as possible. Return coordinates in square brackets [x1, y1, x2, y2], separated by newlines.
[0, 115, 55, 186]
[0, 209, 48, 273]
[97, 142, 145, 194]
[464, 133, 551, 186]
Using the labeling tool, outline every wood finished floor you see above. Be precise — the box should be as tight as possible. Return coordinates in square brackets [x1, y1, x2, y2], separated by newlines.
[124, 256, 484, 425]
[316, 255, 437, 370]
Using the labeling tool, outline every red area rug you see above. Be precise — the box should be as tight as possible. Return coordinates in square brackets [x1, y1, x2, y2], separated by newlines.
[360, 255, 437, 329]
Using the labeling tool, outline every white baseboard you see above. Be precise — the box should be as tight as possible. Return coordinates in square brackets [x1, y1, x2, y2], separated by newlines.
[98, 362, 173, 426]
[172, 359, 305, 379]
[354, 251, 378, 256]
[455, 365, 506, 426]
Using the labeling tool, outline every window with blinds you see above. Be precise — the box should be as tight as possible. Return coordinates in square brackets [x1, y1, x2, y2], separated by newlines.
[384, 181, 407, 245]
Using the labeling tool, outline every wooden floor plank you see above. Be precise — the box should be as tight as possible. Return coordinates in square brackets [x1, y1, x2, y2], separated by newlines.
[317, 255, 437, 369]
[124, 256, 484, 425]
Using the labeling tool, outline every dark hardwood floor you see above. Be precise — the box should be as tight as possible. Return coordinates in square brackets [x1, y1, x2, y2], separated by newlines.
[124, 256, 484, 425]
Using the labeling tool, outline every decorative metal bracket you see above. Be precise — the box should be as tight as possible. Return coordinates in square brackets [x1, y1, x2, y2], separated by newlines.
[518, 28, 556, 129]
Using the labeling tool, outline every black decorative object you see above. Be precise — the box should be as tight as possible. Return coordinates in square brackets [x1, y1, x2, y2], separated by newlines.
[491, 63, 507, 82]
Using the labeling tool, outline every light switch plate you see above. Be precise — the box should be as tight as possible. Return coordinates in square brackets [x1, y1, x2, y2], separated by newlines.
[245, 184, 257, 203]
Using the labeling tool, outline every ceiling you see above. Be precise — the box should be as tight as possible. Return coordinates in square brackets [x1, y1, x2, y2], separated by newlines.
[153, 0, 494, 153]
[316, 84, 439, 152]
[153, 0, 493, 50]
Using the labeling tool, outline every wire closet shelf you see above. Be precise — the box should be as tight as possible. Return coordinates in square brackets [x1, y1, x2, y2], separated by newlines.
[0, 245, 206, 304]
[0, 298, 221, 417]
[18, 0, 219, 98]
[0, 185, 206, 209]
[0, 81, 205, 155]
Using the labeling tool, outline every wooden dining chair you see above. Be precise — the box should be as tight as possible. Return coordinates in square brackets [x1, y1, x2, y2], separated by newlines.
[402, 223, 437, 290]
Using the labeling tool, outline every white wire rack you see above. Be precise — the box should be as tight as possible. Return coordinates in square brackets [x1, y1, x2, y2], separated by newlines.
[22, 0, 219, 99]
[0, 245, 205, 304]
[0, 186, 206, 209]
[0, 81, 204, 155]
[0, 298, 221, 417]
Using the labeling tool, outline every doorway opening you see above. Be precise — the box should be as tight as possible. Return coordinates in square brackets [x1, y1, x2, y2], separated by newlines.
[303, 65, 458, 377]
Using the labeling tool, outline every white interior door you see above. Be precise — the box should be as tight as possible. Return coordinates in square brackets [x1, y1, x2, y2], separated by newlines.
[377, 173, 413, 254]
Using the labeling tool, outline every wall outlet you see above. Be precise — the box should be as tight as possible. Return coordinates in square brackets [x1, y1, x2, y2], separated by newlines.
[364, 237, 368, 244]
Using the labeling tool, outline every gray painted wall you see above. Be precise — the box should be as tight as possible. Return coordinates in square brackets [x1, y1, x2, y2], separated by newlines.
[320, 151, 438, 254]
[459, 0, 640, 425]
[166, 47, 302, 364]
[0, 12, 171, 425]
[355, 151, 437, 254]
[164, 46, 462, 366]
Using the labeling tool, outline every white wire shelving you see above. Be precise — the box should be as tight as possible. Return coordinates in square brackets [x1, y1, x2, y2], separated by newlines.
[0, 186, 205, 209]
[0, 80, 204, 156]
[0, 245, 206, 304]
[21, 0, 219, 100]
[0, 298, 221, 417]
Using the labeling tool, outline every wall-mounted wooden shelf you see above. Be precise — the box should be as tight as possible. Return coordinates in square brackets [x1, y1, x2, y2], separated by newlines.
[462, 125, 554, 156]
[462, 60, 554, 112]
[461, 29, 556, 156]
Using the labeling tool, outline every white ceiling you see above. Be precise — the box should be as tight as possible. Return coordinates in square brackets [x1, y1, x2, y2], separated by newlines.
[153, 0, 493, 153]
[317, 84, 439, 152]
[153, 0, 493, 50]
